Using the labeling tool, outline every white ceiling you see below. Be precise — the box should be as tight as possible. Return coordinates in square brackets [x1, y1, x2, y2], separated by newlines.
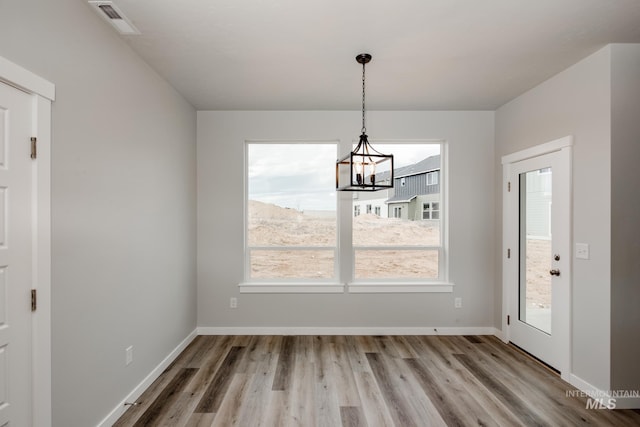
[109, 0, 640, 110]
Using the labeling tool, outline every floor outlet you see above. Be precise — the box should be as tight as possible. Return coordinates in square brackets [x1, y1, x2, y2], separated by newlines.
[230, 297, 238, 309]
[126, 346, 133, 366]
[455, 297, 462, 309]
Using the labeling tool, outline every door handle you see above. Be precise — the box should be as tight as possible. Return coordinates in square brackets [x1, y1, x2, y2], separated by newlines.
[549, 269, 560, 276]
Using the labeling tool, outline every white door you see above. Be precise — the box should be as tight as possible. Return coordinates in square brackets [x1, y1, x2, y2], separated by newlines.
[0, 82, 34, 426]
[504, 142, 571, 374]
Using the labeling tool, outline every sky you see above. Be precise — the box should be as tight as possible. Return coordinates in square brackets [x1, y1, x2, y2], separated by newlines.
[248, 143, 440, 211]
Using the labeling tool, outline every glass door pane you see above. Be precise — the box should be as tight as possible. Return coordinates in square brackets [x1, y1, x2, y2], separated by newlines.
[519, 168, 552, 334]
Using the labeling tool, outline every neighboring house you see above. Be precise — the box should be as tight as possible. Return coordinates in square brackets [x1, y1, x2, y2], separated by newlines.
[386, 155, 441, 221]
[352, 168, 392, 218]
[353, 187, 390, 218]
[351, 155, 442, 221]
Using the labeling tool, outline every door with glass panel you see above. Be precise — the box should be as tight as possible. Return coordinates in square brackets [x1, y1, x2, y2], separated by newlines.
[505, 146, 571, 373]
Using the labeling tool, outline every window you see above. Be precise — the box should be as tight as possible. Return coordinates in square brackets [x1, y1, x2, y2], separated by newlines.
[426, 171, 438, 185]
[431, 202, 440, 219]
[246, 142, 337, 281]
[400, 177, 406, 187]
[422, 203, 431, 219]
[422, 202, 440, 220]
[353, 143, 444, 283]
[245, 141, 448, 292]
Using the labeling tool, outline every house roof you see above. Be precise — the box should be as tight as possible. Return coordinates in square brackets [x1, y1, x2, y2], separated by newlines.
[386, 195, 417, 204]
[394, 155, 440, 179]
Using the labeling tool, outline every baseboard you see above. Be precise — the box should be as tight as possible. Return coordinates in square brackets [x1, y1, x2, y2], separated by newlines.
[493, 328, 505, 341]
[616, 396, 640, 409]
[97, 329, 198, 427]
[568, 374, 640, 409]
[197, 326, 499, 336]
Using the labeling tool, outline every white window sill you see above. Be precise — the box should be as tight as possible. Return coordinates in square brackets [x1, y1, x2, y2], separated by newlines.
[348, 282, 454, 293]
[239, 283, 345, 294]
[238, 282, 454, 294]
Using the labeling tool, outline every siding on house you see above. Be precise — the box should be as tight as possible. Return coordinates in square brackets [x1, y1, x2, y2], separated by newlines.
[353, 189, 390, 218]
[522, 169, 552, 238]
[393, 172, 440, 199]
[386, 155, 441, 220]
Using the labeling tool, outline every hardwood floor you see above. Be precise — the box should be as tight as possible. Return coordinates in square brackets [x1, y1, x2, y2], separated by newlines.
[114, 335, 640, 426]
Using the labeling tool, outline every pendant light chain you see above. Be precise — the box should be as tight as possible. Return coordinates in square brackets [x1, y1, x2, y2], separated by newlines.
[361, 60, 366, 134]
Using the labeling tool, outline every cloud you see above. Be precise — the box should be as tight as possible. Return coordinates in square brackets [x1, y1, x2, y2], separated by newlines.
[248, 142, 440, 211]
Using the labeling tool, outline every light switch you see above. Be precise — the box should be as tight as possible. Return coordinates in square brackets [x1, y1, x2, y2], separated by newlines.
[576, 243, 589, 260]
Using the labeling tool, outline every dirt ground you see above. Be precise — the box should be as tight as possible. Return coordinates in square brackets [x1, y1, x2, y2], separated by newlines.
[249, 200, 551, 306]
[526, 238, 552, 308]
[248, 201, 439, 279]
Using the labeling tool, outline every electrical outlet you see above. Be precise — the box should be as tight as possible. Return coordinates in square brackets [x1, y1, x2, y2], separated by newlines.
[576, 243, 589, 260]
[125, 346, 133, 366]
[230, 297, 238, 309]
[454, 297, 462, 309]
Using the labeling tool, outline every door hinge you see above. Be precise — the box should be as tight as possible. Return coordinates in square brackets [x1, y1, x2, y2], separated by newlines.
[507, 248, 511, 259]
[507, 181, 511, 192]
[30, 137, 37, 159]
[507, 314, 510, 325]
[31, 289, 37, 312]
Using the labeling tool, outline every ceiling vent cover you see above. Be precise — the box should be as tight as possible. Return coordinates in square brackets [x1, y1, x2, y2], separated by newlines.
[88, 1, 140, 35]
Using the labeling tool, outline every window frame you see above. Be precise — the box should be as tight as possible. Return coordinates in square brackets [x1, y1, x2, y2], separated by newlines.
[423, 202, 431, 219]
[241, 139, 452, 294]
[242, 140, 342, 293]
[422, 201, 440, 220]
[426, 171, 439, 186]
[348, 140, 451, 293]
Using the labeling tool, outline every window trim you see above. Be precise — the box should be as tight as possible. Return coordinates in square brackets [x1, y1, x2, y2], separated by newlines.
[423, 202, 431, 219]
[426, 171, 439, 186]
[348, 140, 450, 290]
[422, 201, 440, 220]
[243, 140, 340, 287]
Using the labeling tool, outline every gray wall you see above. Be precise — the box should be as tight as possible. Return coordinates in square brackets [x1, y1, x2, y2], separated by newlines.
[0, 1, 197, 426]
[496, 47, 612, 389]
[197, 110, 495, 328]
[610, 44, 640, 395]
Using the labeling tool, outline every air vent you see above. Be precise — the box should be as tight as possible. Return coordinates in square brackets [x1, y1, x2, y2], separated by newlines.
[98, 5, 122, 20]
[88, 1, 140, 35]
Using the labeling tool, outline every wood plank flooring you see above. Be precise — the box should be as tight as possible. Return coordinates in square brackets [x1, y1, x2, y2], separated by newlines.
[113, 335, 640, 426]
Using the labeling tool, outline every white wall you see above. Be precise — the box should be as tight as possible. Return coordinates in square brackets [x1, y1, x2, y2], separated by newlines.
[197, 110, 495, 329]
[610, 44, 640, 395]
[0, 1, 197, 426]
[496, 47, 612, 389]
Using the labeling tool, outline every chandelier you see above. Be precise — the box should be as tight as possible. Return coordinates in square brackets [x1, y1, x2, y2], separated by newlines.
[336, 53, 393, 191]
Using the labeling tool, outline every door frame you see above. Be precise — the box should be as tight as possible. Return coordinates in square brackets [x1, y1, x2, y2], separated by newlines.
[0, 56, 54, 426]
[501, 135, 572, 381]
